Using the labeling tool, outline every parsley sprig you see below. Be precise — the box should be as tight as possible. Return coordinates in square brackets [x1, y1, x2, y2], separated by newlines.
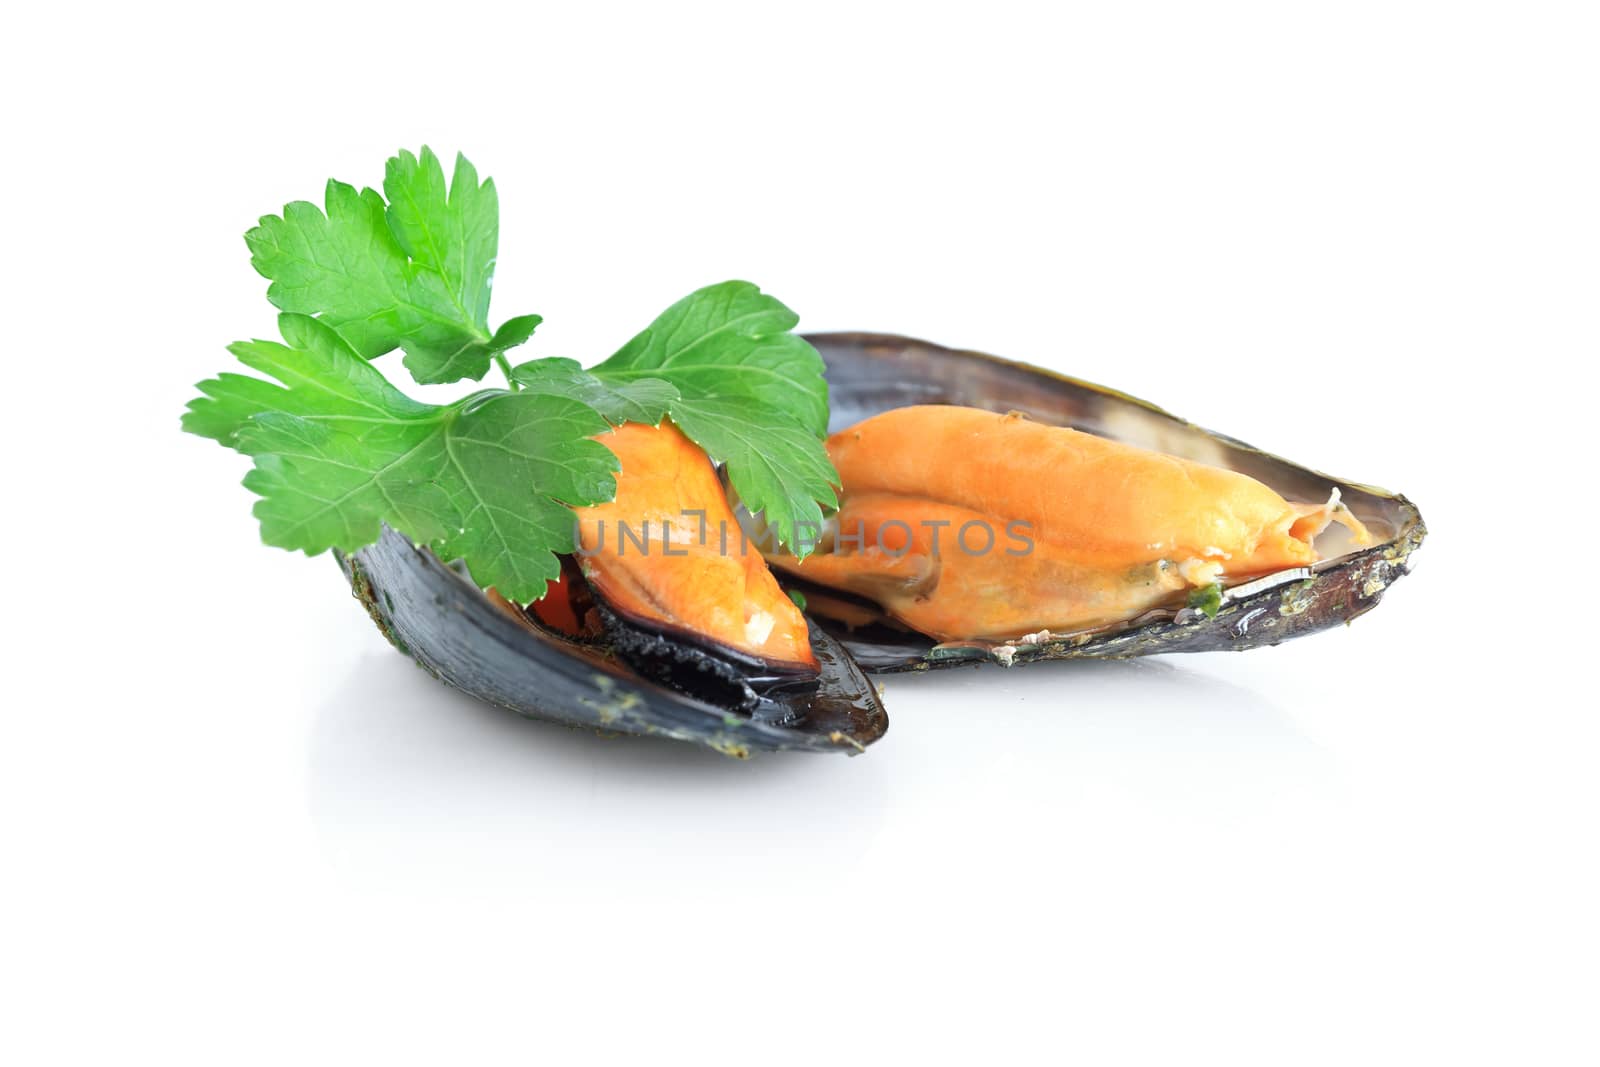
[185, 148, 837, 601]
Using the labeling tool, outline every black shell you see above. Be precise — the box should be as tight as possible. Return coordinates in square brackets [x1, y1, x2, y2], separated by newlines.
[339, 527, 886, 756]
[806, 332, 1427, 672]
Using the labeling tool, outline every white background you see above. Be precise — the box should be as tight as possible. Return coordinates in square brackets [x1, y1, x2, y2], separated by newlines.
[4, 2, 1596, 1063]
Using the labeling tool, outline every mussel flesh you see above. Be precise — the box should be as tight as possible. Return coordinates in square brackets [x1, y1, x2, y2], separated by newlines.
[797, 333, 1426, 671]
[563, 421, 819, 712]
[766, 404, 1371, 643]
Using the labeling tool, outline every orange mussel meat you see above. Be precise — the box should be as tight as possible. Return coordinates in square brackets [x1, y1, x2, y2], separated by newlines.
[574, 421, 818, 676]
[766, 405, 1369, 643]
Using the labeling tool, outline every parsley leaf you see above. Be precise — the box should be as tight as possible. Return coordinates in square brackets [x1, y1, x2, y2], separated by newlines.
[382, 148, 497, 330]
[191, 150, 845, 593]
[245, 148, 536, 386]
[184, 314, 618, 601]
[590, 281, 837, 555]
[510, 358, 678, 426]
[593, 281, 829, 435]
[665, 395, 838, 556]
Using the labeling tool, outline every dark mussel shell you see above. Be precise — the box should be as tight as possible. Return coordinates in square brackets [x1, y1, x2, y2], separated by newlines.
[339, 526, 886, 756]
[803, 332, 1428, 673]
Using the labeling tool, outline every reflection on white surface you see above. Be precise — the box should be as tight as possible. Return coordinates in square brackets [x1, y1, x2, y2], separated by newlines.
[308, 649, 1335, 896]
[307, 652, 892, 892]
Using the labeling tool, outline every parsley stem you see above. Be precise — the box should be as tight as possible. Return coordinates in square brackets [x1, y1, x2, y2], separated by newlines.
[493, 351, 518, 390]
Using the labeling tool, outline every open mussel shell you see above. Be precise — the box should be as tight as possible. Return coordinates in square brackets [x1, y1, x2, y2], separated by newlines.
[802, 332, 1428, 673]
[338, 526, 887, 756]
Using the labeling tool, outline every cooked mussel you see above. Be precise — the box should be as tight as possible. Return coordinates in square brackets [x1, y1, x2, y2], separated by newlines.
[340, 526, 885, 756]
[767, 404, 1372, 643]
[565, 421, 821, 713]
[788, 333, 1425, 671]
[339, 419, 883, 756]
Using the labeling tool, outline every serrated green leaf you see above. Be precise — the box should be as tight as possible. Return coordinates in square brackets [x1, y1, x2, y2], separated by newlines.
[197, 151, 845, 590]
[593, 280, 829, 436]
[186, 314, 618, 601]
[244, 148, 523, 386]
[510, 357, 678, 426]
[183, 371, 301, 446]
[426, 392, 620, 597]
[667, 396, 838, 555]
[383, 148, 497, 331]
[185, 314, 434, 446]
[590, 281, 838, 555]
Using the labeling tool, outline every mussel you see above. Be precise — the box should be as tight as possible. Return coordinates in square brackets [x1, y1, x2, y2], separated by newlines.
[765, 404, 1372, 642]
[342, 332, 1424, 753]
[340, 526, 885, 757]
[555, 421, 822, 713]
[797, 333, 1426, 671]
[337, 418, 885, 757]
